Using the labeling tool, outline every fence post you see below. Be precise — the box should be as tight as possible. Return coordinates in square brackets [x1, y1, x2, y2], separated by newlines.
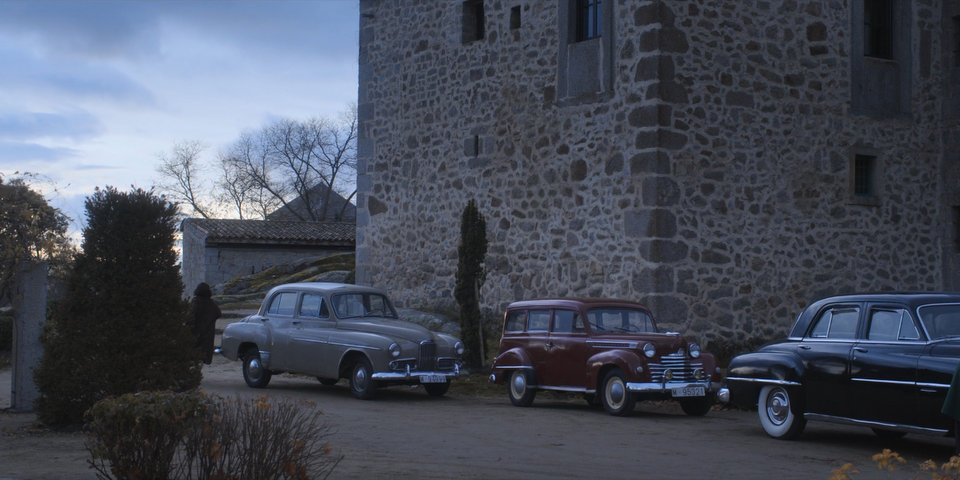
[11, 260, 48, 412]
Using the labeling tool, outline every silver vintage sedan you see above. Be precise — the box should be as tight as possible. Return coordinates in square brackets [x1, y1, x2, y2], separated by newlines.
[220, 282, 466, 399]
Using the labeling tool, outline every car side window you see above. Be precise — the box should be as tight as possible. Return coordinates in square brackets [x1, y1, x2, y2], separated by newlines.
[867, 308, 918, 341]
[808, 306, 860, 339]
[299, 293, 329, 319]
[552, 310, 584, 333]
[528, 310, 550, 332]
[504, 310, 526, 332]
[267, 292, 299, 316]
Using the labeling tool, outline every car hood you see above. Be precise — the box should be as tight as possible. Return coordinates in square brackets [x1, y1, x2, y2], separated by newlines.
[337, 317, 437, 343]
[591, 332, 686, 347]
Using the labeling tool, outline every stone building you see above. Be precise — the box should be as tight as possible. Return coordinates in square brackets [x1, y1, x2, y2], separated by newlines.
[181, 219, 355, 292]
[355, 0, 960, 344]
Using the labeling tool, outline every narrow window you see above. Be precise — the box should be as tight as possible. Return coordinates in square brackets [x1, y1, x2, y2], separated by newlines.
[864, 0, 894, 59]
[854, 154, 876, 198]
[462, 0, 485, 43]
[953, 206, 960, 252]
[576, 0, 602, 41]
[510, 6, 521, 30]
[954, 16, 960, 67]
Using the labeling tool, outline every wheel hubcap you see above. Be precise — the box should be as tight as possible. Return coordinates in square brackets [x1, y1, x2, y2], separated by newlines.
[766, 389, 789, 426]
[354, 367, 368, 388]
[248, 358, 262, 379]
[607, 378, 625, 408]
[511, 372, 526, 397]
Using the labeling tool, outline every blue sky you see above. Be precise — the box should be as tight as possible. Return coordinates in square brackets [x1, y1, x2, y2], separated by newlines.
[0, 0, 359, 234]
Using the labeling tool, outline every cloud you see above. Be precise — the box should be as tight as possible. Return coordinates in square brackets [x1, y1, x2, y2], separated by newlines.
[0, 110, 104, 142]
[0, 142, 79, 164]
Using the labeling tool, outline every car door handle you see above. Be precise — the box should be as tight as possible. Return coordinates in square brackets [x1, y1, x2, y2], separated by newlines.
[853, 347, 867, 353]
[545, 342, 554, 350]
[798, 345, 812, 350]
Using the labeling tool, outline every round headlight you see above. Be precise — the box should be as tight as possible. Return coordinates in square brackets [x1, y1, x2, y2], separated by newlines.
[688, 343, 701, 358]
[388, 342, 401, 358]
[642, 342, 656, 358]
[454, 341, 465, 355]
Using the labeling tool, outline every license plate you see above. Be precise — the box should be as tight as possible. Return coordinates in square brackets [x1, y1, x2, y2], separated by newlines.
[672, 386, 705, 397]
[420, 375, 446, 383]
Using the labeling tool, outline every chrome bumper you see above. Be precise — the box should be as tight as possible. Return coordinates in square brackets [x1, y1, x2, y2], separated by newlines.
[372, 363, 466, 381]
[626, 381, 717, 395]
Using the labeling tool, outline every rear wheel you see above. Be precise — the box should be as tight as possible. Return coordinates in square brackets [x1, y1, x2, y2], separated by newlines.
[758, 385, 805, 439]
[601, 368, 635, 416]
[508, 370, 537, 407]
[241, 351, 271, 388]
[349, 357, 377, 400]
[423, 381, 451, 397]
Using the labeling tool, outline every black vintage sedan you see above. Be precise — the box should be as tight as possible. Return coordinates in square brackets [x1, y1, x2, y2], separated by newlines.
[721, 293, 960, 440]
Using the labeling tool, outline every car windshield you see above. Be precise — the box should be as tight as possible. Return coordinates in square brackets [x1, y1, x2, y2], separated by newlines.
[331, 292, 398, 319]
[918, 303, 960, 340]
[587, 308, 656, 333]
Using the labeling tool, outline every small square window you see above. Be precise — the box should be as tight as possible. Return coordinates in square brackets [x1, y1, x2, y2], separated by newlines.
[462, 0, 485, 43]
[849, 151, 880, 205]
[510, 6, 521, 30]
[854, 155, 875, 197]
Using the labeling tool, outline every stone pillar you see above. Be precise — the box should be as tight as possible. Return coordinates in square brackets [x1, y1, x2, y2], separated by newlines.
[11, 261, 47, 412]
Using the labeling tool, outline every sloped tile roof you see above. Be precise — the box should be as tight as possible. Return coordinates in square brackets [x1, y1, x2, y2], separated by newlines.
[183, 218, 355, 246]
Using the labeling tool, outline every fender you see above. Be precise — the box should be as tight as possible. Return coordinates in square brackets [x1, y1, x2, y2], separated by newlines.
[586, 349, 644, 389]
[220, 317, 272, 361]
[490, 347, 534, 384]
[725, 350, 805, 409]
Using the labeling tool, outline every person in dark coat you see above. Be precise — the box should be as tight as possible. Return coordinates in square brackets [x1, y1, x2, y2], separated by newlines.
[943, 361, 960, 454]
[191, 282, 221, 365]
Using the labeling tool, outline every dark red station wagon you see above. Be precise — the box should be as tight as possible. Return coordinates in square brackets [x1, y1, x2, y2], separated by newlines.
[490, 298, 722, 416]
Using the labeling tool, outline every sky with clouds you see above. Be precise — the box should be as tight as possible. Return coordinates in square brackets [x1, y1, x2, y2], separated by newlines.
[0, 0, 359, 234]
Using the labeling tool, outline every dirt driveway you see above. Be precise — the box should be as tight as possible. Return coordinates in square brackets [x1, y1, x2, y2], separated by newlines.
[1, 355, 954, 480]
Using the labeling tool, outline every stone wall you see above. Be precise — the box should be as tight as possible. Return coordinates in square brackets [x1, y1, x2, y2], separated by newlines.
[356, 0, 958, 345]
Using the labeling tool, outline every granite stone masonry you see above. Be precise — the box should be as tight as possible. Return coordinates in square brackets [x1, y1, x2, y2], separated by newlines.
[355, 0, 960, 346]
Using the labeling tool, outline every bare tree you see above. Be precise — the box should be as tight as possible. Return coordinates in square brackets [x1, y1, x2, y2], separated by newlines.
[155, 141, 213, 218]
[154, 106, 357, 221]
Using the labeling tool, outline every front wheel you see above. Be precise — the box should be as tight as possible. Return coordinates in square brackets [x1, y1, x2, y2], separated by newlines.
[242, 351, 271, 388]
[423, 381, 451, 397]
[601, 368, 635, 416]
[349, 357, 377, 400]
[758, 385, 805, 439]
[508, 370, 537, 407]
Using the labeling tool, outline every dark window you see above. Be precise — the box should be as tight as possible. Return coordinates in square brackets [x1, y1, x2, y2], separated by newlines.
[505, 310, 527, 332]
[528, 310, 551, 332]
[809, 306, 860, 339]
[954, 16, 960, 67]
[864, 0, 894, 59]
[953, 206, 960, 252]
[510, 6, 521, 29]
[552, 310, 584, 333]
[268, 292, 299, 316]
[854, 154, 876, 197]
[299, 293, 329, 318]
[576, 0, 602, 41]
[866, 308, 919, 341]
[462, 0, 485, 43]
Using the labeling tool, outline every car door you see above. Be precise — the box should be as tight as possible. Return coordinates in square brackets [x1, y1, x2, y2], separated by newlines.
[524, 309, 553, 385]
[848, 305, 923, 426]
[539, 309, 589, 389]
[798, 303, 861, 417]
[261, 290, 301, 370]
[289, 292, 336, 377]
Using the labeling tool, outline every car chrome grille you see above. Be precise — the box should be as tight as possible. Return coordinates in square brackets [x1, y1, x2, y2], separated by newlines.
[418, 341, 437, 371]
[648, 352, 703, 383]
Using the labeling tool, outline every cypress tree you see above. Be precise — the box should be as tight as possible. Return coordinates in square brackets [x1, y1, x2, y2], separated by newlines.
[35, 187, 201, 424]
[454, 199, 487, 369]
